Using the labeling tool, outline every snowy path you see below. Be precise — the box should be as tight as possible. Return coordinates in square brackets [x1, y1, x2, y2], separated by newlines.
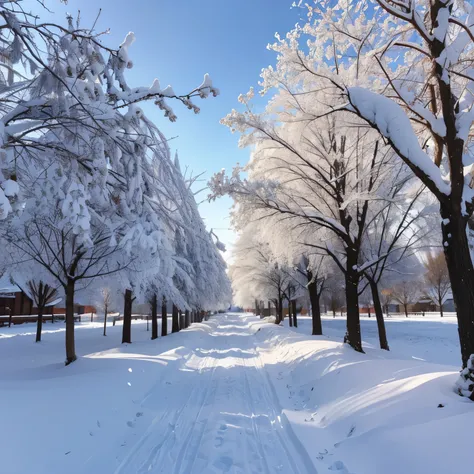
[113, 314, 316, 474]
[2, 313, 473, 474]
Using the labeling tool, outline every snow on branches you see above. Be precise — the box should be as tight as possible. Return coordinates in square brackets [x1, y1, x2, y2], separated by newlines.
[456, 354, 474, 400]
[0, 1, 230, 363]
[0, 0, 219, 222]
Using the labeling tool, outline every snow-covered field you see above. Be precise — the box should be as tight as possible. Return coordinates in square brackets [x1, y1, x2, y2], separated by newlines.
[0, 313, 472, 474]
[316, 314, 460, 365]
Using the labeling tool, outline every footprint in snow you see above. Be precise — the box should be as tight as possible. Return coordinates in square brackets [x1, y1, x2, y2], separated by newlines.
[316, 448, 330, 461]
[329, 460, 351, 473]
[213, 456, 233, 472]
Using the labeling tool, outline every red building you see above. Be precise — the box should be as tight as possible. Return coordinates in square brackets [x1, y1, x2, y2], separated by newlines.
[0, 276, 95, 316]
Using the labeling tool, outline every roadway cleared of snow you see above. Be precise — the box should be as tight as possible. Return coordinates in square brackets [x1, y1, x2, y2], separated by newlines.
[1, 313, 473, 474]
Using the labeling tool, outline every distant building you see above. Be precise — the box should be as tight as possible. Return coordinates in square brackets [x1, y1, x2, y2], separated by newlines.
[0, 275, 95, 316]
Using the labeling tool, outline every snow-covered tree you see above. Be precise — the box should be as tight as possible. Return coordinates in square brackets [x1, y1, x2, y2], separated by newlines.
[253, 0, 474, 368]
[0, 2, 228, 363]
[229, 227, 292, 324]
[211, 101, 423, 352]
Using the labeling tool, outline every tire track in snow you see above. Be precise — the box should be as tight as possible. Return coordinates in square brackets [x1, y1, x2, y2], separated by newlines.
[113, 350, 218, 474]
[144, 354, 219, 473]
[113, 314, 317, 474]
[242, 349, 317, 474]
[172, 363, 220, 474]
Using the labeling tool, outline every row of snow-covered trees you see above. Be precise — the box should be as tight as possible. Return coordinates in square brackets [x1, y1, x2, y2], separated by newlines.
[210, 0, 474, 384]
[246, 248, 452, 319]
[321, 251, 452, 318]
[0, 1, 231, 363]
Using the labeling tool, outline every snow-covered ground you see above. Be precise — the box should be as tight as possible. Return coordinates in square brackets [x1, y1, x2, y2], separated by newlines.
[0, 314, 472, 474]
[309, 314, 460, 365]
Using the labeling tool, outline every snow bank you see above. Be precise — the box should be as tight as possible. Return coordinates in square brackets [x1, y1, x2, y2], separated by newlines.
[0, 319, 214, 474]
[254, 319, 473, 474]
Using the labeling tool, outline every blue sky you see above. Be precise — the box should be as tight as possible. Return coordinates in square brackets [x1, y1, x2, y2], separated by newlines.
[26, 0, 302, 255]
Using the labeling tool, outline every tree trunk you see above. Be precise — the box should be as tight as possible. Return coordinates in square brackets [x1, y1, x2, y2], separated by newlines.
[103, 305, 107, 336]
[161, 298, 167, 337]
[151, 293, 158, 340]
[308, 280, 322, 335]
[172, 304, 179, 333]
[35, 306, 43, 343]
[122, 289, 132, 344]
[440, 208, 474, 367]
[344, 259, 363, 352]
[65, 278, 76, 365]
[20, 291, 24, 315]
[185, 309, 190, 328]
[292, 300, 298, 328]
[288, 299, 293, 327]
[276, 297, 283, 324]
[368, 278, 389, 351]
[438, 295, 444, 318]
[404, 304, 408, 318]
[179, 310, 185, 329]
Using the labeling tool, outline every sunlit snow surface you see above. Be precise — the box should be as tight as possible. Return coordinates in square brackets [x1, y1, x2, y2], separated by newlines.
[0, 313, 471, 474]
